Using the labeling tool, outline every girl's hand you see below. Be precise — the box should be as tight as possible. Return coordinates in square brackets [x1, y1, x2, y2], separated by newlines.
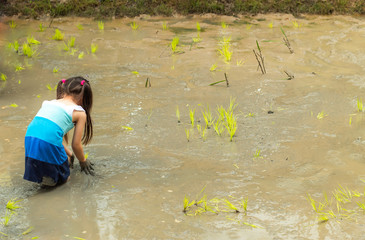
[80, 160, 94, 175]
[69, 154, 75, 169]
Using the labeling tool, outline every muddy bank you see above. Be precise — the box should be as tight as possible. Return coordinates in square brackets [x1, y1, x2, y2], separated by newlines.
[1, 0, 365, 19]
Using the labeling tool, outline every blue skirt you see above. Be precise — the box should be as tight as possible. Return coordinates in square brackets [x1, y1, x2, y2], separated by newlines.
[24, 157, 70, 185]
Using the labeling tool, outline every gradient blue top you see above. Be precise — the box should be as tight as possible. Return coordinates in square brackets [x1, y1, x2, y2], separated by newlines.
[25, 100, 84, 165]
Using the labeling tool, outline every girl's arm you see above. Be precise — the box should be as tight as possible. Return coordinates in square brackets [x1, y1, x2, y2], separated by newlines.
[72, 110, 94, 175]
[62, 138, 73, 158]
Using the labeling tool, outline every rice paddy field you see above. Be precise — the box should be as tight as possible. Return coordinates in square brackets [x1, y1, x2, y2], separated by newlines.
[2, 13, 365, 239]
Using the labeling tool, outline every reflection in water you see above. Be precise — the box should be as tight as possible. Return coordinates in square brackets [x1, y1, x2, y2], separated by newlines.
[1, 14, 365, 239]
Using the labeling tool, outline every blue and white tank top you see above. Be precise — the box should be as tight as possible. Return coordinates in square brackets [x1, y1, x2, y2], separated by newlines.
[25, 100, 85, 165]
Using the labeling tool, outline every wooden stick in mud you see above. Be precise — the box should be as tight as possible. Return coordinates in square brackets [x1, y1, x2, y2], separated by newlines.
[145, 77, 151, 87]
[224, 73, 229, 87]
[253, 49, 265, 74]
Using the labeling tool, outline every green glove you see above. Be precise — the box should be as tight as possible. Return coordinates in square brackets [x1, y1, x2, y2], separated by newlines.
[80, 160, 95, 176]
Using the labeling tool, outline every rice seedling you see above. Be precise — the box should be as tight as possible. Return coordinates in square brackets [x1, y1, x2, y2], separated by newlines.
[357, 98, 363, 112]
[10, 103, 18, 108]
[68, 37, 75, 48]
[8, 40, 19, 52]
[38, 23, 45, 32]
[228, 97, 237, 112]
[2, 210, 13, 226]
[9, 20, 16, 29]
[98, 21, 104, 31]
[240, 198, 248, 213]
[192, 33, 201, 43]
[292, 20, 300, 28]
[221, 22, 228, 29]
[22, 43, 37, 58]
[245, 112, 255, 117]
[213, 120, 224, 136]
[27, 36, 41, 45]
[52, 29, 64, 41]
[253, 40, 266, 74]
[0, 231, 7, 237]
[183, 196, 195, 213]
[91, 43, 98, 54]
[196, 22, 201, 31]
[69, 48, 77, 56]
[236, 59, 244, 66]
[197, 125, 207, 141]
[77, 24, 84, 30]
[268, 22, 273, 28]
[132, 71, 139, 76]
[170, 36, 180, 53]
[202, 105, 214, 128]
[210, 63, 217, 72]
[218, 37, 232, 63]
[185, 128, 190, 142]
[349, 115, 352, 126]
[224, 199, 239, 213]
[22, 226, 34, 236]
[246, 24, 252, 30]
[176, 106, 181, 123]
[189, 107, 196, 127]
[53, 67, 59, 73]
[280, 27, 294, 54]
[224, 111, 237, 142]
[73, 237, 86, 240]
[1, 73, 7, 82]
[63, 42, 70, 52]
[241, 222, 262, 228]
[162, 22, 168, 30]
[307, 194, 318, 212]
[78, 51, 84, 59]
[130, 21, 139, 30]
[316, 111, 327, 120]
[253, 149, 263, 160]
[15, 64, 25, 72]
[46, 84, 57, 91]
[6, 198, 22, 212]
[121, 126, 133, 131]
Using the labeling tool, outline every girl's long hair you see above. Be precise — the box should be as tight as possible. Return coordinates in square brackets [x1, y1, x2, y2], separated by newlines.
[57, 76, 93, 145]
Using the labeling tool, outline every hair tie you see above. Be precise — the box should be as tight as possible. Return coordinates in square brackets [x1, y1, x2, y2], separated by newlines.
[61, 79, 66, 84]
[81, 80, 85, 86]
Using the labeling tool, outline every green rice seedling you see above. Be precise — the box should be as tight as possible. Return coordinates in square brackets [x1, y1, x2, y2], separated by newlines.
[242, 222, 262, 228]
[9, 20, 16, 29]
[22, 43, 37, 58]
[196, 22, 201, 31]
[224, 199, 239, 213]
[218, 37, 232, 63]
[280, 27, 294, 54]
[131, 71, 139, 76]
[357, 98, 363, 112]
[224, 111, 237, 141]
[78, 51, 84, 59]
[63, 42, 70, 52]
[189, 107, 196, 127]
[253, 149, 263, 160]
[22, 226, 34, 235]
[15, 64, 25, 72]
[202, 105, 214, 128]
[236, 59, 244, 66]
[183, 196, 195, 213]
[197, 125, 207, 141]
[68, 37, 75, 48]
[46, 84, 57, 91]
[176, 106, 181, 123]
[245, 112, 255, 117]
[192, 33, 201, 43]
[268, 22, 273, 28]
[38, 23, 45, 32]
[69, 48, 77, 56]
[240, 198, 248, 213]
[53, 67, 59, 73]
[317, 111, 327, 119]
[98, 21, 104, 31]
[221, 22, 228, 29]
[210, 63, 217, 72]
[357, 202, 365, 211]
[228, 97, 237, 113]
[77, 24, 84, 30]
[0, 231, 7, 236]
[8, 40, 19, 52]
[52, 29, 64, 41]
[6, 198, 22, 212]
[307, 194, 318, 212]
[91, 43, 98, 54]
[246, 24, 252, 30]
[292, 20, 300, 28]
[27, 36, 40, 45]
[121, 126, 133, 131]
[162, 22, 168, 30]
[185, 128, 190, 142]
[2, 210, 13, 226]
[170, 36, 180, 53]
[213, 120, 224, 136]
[130, 21, 139, 30]
[1, 73, 7, 82]
[10, 103, 18, 108]
[349, 116, 353, 125]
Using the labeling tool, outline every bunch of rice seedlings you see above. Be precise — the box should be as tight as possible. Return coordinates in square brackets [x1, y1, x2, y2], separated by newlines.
[130, 21, 139, 30]
[52, 29, 64, 41]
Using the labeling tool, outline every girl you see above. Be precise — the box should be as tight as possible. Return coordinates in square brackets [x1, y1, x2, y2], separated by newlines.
[24, 76, 94, 186]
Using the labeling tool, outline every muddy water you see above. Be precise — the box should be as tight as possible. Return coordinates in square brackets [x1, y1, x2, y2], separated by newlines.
[1, 13, 365, 239]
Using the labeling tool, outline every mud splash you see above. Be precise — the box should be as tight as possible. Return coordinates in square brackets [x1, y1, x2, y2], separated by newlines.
[1, 14, 365, 239]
